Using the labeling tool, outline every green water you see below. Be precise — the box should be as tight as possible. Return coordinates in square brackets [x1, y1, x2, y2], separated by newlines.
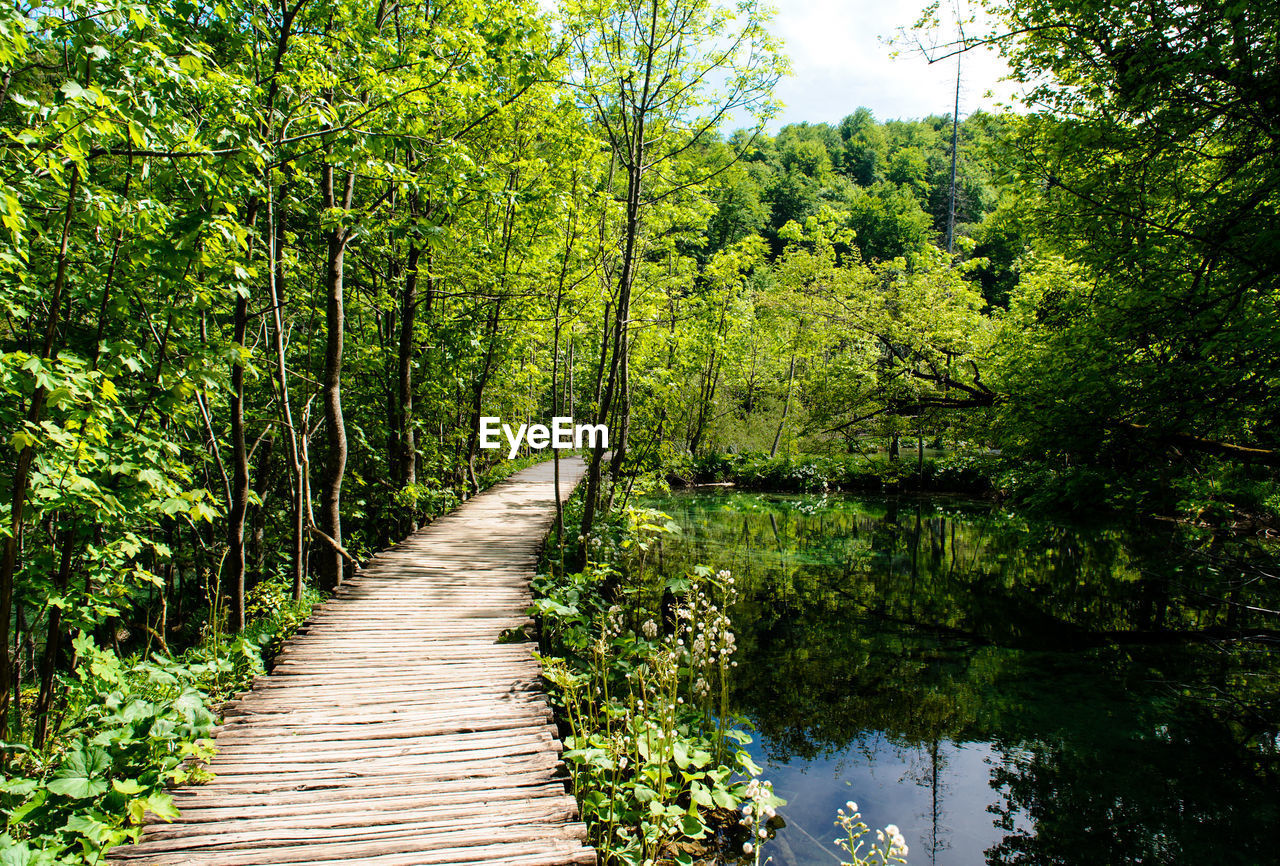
[636, 489, 1280, 866]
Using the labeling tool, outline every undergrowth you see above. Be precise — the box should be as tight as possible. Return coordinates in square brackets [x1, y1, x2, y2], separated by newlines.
[684, 451, 997, 495]
[532, 493, 784, 865]
[0, 573, 320, 865]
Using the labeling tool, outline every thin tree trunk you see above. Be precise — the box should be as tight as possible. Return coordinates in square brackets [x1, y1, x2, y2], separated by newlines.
[918, 421, 925, 480]
[581, 0, 660, 544]
[770, 351, 797, 458]
[33, 527, 74, 748]
[227, 199, 261, 631]
[1, 164, 79, 743]
[550, 191, 579, 558]
[250, 434, 274, 576]
[579, 300, 614, 548]
[464, 298, 503, 495]
[398, 198, 422, 493]
[319, 161, 354, 590]
[267, 186, 306, 601]
[690, 298, 730, 455]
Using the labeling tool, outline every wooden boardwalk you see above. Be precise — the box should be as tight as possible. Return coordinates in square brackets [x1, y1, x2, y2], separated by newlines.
[110, 458, 595, 866]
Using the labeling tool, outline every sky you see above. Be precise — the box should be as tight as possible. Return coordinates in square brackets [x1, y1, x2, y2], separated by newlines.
[746, 0, 1024, 131]
[537, 0, 1025, 132]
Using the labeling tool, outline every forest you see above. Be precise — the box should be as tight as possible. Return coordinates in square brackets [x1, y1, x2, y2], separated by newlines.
[1, 0, 1278, 862]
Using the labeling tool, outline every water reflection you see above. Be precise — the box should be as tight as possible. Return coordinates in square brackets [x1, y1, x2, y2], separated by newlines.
[637, 490, 1280, 865]
[756, 739, 1018, 866]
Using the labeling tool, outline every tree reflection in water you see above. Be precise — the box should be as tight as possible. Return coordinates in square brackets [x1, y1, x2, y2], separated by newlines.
[637, 490, 1280, 866]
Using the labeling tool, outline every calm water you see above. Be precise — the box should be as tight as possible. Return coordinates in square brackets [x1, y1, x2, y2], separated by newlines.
[635, 490, 1280, 866]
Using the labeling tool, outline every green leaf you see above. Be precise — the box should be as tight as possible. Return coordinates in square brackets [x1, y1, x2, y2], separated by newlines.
[633, 784, 658, 803]
[144, 792, 180, 821]
[46, 775, 108, 799]
[711, 786, 738, 809]
[680, 811, 708, 839]
[63, 813, 114, 843]
[0, 836, 58, 866]
[47, 745, 110, 799]
[689, 780, 713, 808]
[672, 740, 690, 769]
[5, 788, 46, 827]
[0, 778, 37, 796]
[59, 81, 89, 101]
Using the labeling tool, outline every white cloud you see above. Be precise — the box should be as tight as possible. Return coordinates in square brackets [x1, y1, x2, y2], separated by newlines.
[538, 0, 1026, 131]
[753, 0, 1024, 129]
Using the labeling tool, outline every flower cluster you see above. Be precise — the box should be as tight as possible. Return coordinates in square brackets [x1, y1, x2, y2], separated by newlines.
[738, 776, 778, 860]
[676, 572, 739, 678]
[834, 800, 908, 865]
[877, 824, 909, 861]
[605, 604, 625, 639]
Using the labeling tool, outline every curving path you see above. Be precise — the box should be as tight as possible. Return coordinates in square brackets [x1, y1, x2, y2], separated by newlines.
[109, 457, 594, 866]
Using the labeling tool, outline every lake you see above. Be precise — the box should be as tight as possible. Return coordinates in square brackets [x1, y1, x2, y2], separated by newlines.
[635, 489, 1280, 866]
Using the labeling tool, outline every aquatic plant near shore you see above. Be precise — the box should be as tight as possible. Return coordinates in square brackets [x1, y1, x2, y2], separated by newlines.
[833, 801, 909, 865]
[533, 505, 784, 865]
[736, 776, 779, 864]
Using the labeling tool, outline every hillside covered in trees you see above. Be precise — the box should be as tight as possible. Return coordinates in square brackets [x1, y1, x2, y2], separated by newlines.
[1, 0, 1277, 860]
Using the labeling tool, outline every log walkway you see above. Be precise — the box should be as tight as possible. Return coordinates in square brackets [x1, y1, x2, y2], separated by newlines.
[110, 458, 595, 866]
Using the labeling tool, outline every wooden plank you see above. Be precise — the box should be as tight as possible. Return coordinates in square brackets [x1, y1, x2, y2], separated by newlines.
[208, 728, 557, 759]
[168, 769, 569, 803]
[213, 712, 556, 734]
[111, 828, 592, 863]
[114, 838, 597, 866]
[168, 782, 573, 818]
[133, 799, 580, 844]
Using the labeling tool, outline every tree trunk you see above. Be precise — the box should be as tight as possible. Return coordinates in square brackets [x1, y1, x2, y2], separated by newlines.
[550, 193, 578, 559]
[583, 153, 644, 544]
[267, 187, 307, 601]
[918, 422, 925, 480]
[398, 219, 420, 491]
[770, 351, 797, 458]
[1, 164, 78, 743]
[464, 298, 503, 495]
[227, 288, 249, 631]
[33, 526, 74, 748]
[690, 299, 730, 455]
[226, 201, 259, 631]
[579, 301, 615, 549]
[319, 161, 353, 590]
